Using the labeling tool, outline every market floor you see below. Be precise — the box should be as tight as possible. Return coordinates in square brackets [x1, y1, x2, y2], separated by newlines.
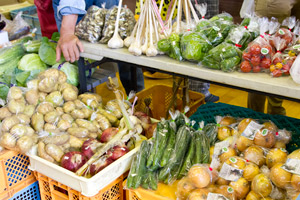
[96, 72, 300, 119]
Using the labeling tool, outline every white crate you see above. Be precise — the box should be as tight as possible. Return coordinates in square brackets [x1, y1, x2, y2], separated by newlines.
[28, 146, 139, 197]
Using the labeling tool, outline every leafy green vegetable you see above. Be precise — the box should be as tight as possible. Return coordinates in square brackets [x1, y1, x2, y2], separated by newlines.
[0, 45, 24, 65]
[23, 40, 41, 53]
[157, 39, 171, 53]
[225, 26, 252, 50]
[0, 83, 9, 100]
[51, 32, 60, 42]
[169, 33, 183, 61]
[209, 12, 233, 22]
[241, 18, 250, 26]
[18, 53, 47, 71]
[52, 62, 79, 86]
[180, 32, 212, 62]
[39, 37, 57, 65]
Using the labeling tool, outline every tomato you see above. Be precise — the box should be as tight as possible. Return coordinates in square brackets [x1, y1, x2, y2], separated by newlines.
[286, 59, 294, 67]
[261, 44, 273, 56]
[253, 65, 261, 73]
[250, 56, 261, 66]
[261, 58, 272, 69]
[270, 65, 276, 72]
[240, 61, 252, 73]
[273, 57, 282, 65]
[242, 52, 252, 60]
[272, 69, 283, 77]
[282, 64, 290, 75]
[249, 44, 261, 55]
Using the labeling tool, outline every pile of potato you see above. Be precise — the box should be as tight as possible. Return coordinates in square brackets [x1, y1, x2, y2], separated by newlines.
[0, 68, 130, 164]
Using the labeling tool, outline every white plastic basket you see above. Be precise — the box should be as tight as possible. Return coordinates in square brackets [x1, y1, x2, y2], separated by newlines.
[28, 146, 139, 197]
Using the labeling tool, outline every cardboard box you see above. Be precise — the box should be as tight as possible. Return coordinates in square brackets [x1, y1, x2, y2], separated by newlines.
[0, 0, 19, 6]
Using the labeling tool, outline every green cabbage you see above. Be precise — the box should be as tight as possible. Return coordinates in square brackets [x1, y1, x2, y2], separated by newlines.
[39, 37, 57, 65]
[18, 53, 47, 71]
[52, 62, 79, 86]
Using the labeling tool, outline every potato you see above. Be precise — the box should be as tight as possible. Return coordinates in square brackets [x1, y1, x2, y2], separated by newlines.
[8, 87, 23, 100]
[75, 119, 98, 133]
[0, 107, 12, 120]
[46, 91, 64, 107]
[27, 79, 39, 90]
[16, 114, 30, 124]
[71, 122, 78, 128]
[95, 113, 111, 131]
[45, 111, 60, 124]
[1, 115, 20, 132]
[67, 127, 89, 138]
[37, 102, 54, 115]
[74, 99, 85, 109]
[98, 108, 118, 125]
[61, 114, 74, 123]
[92, 121, 101, 129]
[17, 136, 34, 153]
[58, 71, 67, 84]
[1, 133, 17, 149]
[69, 135, 84, 148]
[31, 113, 44, 132]
[42, 134, 70, 145]
[63, 101, 76, 113]
[88, 133, 98, 139]
[23, 105, 35, 118]
[39, 92, 47, 102]
[57, 119, 71, 131]
[58, 82, 73, 92]
[39, 77, 57, 93]
[79, 93, 102, 104]
[38, 68, 60, 80]
[61, 143, 71, 152]
[44, 123, 57, 132]
[25, 89, 39, 105]
[8, 99, 25, 114]
[62, 86, 78, 101]
[45, 144, 64, 162]
[82, 108, 93, 119]
[38, 142, 55, 163]
[56, 107, 64, 116]
[10, 124, 28, 138]
[81, 97, 98, 109]
[71, 109, 85, 119]
[25, 126, 35, 136]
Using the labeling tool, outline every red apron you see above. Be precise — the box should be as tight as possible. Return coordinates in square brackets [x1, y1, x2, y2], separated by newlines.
[35, 0, 58, 38]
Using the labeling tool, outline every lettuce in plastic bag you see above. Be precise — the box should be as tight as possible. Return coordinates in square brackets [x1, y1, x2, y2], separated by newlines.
[52, 62, 79, 86]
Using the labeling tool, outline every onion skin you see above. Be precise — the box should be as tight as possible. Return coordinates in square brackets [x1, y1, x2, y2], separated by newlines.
[107, 145, 129, 161]
[81, 138, 102, 159]
[100, 127, 119, 143]
[61, 151, 87, 172]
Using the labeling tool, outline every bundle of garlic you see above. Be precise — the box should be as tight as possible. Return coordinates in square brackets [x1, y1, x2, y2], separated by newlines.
[125, 0, 167, 57]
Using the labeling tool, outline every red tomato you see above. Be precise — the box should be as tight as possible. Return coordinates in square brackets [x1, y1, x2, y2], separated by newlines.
[272, 69, 283, 77]
[250, 56, 261, 66]
[282, 64, 290, 75]
[242, 52, 252, 60]
[261, 58, 272, 69]
[253, 65, 261, 73]
[249, 44, 261, 55]
[240, 61, 252, 73]
[273, 57, 282, 65]
[261, 44, 273, 56]
[286, 59, 294, 67]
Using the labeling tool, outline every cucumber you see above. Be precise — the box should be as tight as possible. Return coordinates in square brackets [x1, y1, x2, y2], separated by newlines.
[193, 130, 203, 165]
[203, 123, 218, 146]
[178, 133, 195, 179]
[129, 140, 150, 189]
[160, 123, 176, 167]
[146, 122, 163, 168]
[151, 121, 171, 170]
[142, 170, 158, 190]
[201, 134, 210, 163]
[126, 156, 138, 189]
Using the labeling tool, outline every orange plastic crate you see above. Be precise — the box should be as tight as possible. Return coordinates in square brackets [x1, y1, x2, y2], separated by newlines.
[126, 189, 171, 200]
[135, 85, 205, 120]
[36, 171, 125, 200]
[0, 150, 36, 200]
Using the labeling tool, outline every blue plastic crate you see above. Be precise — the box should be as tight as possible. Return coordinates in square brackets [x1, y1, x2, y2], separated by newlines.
[10, 5, 41, 36]
[9, 181, 40, 200]
[190, 102, 300, 153]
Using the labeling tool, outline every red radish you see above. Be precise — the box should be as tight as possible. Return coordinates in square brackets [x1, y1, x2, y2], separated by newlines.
[61, 152, 87, 172]
[107, 145, 129, 161]
[81, 139, 103, 159]
[100, 127, 119, 143]
[89, 156, 114, 175]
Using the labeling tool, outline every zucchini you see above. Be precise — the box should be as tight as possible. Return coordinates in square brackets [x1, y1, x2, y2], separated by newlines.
[160, 122, 176, 167]
[151, 121, 170, 170]
[0, 45, 24, 65]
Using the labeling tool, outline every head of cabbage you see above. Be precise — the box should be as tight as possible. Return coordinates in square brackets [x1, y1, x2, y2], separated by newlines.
[52, 62, 79, 86]
[18, 53, 47, 71]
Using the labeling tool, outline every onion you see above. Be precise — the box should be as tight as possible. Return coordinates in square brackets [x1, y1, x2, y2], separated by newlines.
[107, 145, 129, 161]
[81, 138, 103, 159]
[100, 127, 119, 143]
[89, 156, 114, 175]
[61, 151, 87, 172]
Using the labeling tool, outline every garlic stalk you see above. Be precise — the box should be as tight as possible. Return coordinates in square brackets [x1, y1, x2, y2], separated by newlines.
[159, 0, 164, 14]
[184, 0, 190, 29]
[175, 0, 182, 33]
[124, 21, 138, 47]
[146, 0, 158, 57]
[141, 6, 149, 54]
[107, 0, 123, 48]
[187, 0, 199, 23]
[150, 2, 160, 43]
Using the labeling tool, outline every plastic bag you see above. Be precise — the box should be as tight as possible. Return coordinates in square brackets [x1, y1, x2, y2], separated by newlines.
[290, 54, 300, 84]
[75, 5, 106, 43]
[240, 0, 255, 19]
[202, 42, 242, 72]
[240, 17, 273, 73]
[226, 25, 252, 50]
[3, 12, 30, 41]
[100, 6, 135, 44]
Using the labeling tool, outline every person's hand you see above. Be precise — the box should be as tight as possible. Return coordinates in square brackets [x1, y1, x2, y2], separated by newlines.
[56, 33, 84, 63]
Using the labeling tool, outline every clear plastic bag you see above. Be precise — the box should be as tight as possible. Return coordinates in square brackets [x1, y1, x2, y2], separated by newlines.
[75, 5, 107, 43]
[3, 12, 30, 41]
[100, 6, 135, 44]
[290, 54, 300, 84]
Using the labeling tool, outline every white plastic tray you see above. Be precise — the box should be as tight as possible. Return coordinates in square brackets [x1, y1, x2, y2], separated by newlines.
[28, 146, 139, 197]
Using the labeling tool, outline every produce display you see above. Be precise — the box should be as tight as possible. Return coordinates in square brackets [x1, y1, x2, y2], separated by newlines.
[126, 114, 300, 200]
[0, 68, 157, 178]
